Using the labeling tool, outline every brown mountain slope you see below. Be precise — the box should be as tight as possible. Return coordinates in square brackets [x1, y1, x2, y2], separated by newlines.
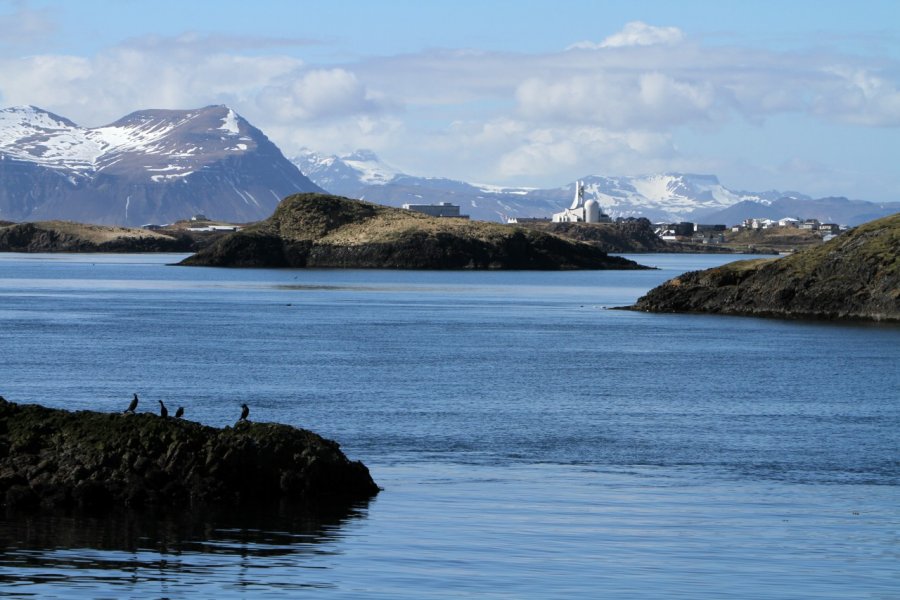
[179, 193, 647, 270]
[625, 212, 900, 322]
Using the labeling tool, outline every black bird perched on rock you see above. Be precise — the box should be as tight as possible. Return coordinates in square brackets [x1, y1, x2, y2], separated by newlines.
[159, 399, 168, 418]
[175, 406, 184, 419]
[124, 393, 138, 414]
[239, 403, 250, 422]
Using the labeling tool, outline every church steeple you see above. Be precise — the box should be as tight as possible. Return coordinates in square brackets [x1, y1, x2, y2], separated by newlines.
[569, 180, 585, 210]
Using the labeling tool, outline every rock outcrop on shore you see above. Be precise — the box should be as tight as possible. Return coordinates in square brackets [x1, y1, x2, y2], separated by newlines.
[179, 193, 647, 270]
[0, 398, 379, 512]
[0, 221, 197, 252]
[626, 213, 900, 322]
[514, 219, 678, 253]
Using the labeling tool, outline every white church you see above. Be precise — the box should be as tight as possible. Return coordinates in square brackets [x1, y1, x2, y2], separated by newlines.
[552, 181, 611, 223]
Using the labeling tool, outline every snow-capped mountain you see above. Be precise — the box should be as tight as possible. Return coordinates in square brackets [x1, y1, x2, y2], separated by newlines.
[292, 148, 559, 222]
[298, 148, 402, 191]
[0, 105, 322, 225]
[291, 149, 773, 222]
[292, 149, 897, 225]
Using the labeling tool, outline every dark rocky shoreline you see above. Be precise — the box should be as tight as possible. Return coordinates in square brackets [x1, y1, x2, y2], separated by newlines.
[624, 213, 900, 322]
[0, 398, 379, 513]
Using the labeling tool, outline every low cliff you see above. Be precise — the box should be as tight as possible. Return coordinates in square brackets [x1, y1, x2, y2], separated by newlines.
[0, 221, 196, 252]
[626, 213, 900, 322]
[0, 398, 379, 512]
[179, 193, 646, 270]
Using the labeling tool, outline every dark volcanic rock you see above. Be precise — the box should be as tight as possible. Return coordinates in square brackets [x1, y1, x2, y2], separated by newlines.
[0, 398, 379, 512]
[179, 193, 648, 270]
[626, 212, 900, 322]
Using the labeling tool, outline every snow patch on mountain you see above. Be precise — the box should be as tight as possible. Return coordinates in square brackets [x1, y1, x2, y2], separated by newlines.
[220, 108, 240, 134]
[0, 105, 256, 179]
[342, 151, 401, 185]
[474, 183, 535, 195]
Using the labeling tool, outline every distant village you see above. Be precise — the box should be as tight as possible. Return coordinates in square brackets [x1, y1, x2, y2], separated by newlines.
[146, 192, 850, 250]
[507, 181, 850, 246]
[655, 217, 846, 245]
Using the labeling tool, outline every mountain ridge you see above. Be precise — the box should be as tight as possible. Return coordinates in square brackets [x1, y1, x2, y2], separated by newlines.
[0, 105, 322, 226]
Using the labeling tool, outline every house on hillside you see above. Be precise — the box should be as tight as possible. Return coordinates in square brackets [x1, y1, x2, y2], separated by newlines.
[800, 219, 821, 231]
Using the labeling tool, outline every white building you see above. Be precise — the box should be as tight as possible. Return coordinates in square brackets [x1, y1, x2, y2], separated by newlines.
[552, 181, 610, 223]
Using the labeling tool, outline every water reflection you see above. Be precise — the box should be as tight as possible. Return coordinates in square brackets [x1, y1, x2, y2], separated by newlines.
[0, 502, 371, 597]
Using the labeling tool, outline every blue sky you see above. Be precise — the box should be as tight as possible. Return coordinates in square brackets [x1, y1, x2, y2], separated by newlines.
[1, 0, 899, 201]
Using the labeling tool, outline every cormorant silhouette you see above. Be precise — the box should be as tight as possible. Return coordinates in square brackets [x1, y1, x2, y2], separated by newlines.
[124, 393, 138, 414]
[239, 403, 250, 421]
[159, 400, 168, 418]
[175, 406, 184, 419]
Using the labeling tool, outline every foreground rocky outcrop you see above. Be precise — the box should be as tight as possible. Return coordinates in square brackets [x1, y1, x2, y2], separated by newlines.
[179, 193, 647, 270]
[0, 398, 379, 512]
[625, 213, 900, 322]
[0, 221, 198, 252]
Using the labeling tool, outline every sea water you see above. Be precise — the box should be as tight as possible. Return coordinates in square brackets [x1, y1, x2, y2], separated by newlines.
[0, 253, 897, 599]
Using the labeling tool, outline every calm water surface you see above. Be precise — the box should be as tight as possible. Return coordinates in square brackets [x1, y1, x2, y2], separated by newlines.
[0, 253, 897, 598]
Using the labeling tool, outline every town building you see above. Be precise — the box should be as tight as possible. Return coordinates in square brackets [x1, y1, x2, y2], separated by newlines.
[402, 202, 468, 218]
[506, 217, 551, 224]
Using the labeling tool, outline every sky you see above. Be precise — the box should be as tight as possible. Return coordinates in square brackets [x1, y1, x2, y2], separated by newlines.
[1, 0, 899, 201]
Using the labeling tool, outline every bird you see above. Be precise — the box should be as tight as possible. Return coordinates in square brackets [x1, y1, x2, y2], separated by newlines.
[174, 406, 184, 419]
[124, 393, 138, 414]
[239, 403, 250, 422]
[158, 399, 168, 418]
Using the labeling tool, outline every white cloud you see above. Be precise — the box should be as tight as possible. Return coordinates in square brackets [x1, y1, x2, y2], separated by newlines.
[257, 68, 382, 121]
[813, 66, 900, 126]
[0, 33, 387, 128]
[569, 21, 685, 50]
[515, 72, 719, 130]
[494, 124, 676, 181]
[0, 21, 897, 194]
[0, 1, 56, 50]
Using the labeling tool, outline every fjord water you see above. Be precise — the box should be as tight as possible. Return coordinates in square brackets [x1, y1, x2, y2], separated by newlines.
[0, 253, 897, 599]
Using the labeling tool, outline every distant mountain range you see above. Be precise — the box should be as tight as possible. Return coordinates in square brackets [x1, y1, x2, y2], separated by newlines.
[1, 104, 895, 227]
[293, 149, 900, 226]
[0, 105, 321, 226]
